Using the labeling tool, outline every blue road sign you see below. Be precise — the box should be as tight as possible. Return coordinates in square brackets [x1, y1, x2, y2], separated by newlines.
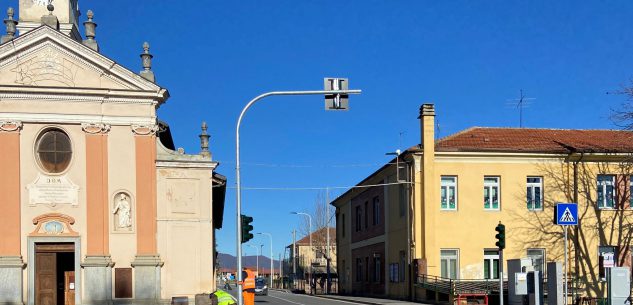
[554, 203, 578, 225]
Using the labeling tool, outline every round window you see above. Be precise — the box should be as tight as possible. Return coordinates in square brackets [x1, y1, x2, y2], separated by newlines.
[36, 129, 72, 174]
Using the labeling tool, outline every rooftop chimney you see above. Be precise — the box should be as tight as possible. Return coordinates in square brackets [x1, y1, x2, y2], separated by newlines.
[1, 7, 18, 44]
[82, 10, 98, 52]
[418, 103, 435, 153]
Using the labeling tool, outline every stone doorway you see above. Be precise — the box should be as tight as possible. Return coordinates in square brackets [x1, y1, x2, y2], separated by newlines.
[34, 243, 76, 305]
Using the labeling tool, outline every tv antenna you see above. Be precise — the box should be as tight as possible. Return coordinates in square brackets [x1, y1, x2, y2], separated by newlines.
[506, 90, 535, 128]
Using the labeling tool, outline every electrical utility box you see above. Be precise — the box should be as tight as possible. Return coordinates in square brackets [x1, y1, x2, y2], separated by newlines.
[608, 267, 631, 305]
[515, 273, 528, 296]
[508, 258, 534, 305]
[547, 262, 563, 305]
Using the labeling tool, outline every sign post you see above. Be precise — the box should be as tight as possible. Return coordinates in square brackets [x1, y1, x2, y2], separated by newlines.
[554, 203, 578, 305]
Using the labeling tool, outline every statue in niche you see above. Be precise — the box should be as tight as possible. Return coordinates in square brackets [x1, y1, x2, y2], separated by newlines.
[113, 193, 132, 230]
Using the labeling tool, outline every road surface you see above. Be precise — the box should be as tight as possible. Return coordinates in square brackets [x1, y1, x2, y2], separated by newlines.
[223, 288, 361, 305]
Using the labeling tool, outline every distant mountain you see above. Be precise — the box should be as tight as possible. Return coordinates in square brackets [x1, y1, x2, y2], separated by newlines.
[218, 253, 280, 271]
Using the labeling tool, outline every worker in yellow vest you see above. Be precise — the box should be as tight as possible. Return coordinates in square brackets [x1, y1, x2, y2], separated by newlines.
[211, 289, 236, 305]
[240, 268, 256, 305]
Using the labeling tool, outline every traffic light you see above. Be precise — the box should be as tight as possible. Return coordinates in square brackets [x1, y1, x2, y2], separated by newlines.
[495, 222, 506, 250]
[241, 214, 254, 244]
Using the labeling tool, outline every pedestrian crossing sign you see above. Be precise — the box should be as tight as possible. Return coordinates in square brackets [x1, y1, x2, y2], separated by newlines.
[554, 203, 578, 225]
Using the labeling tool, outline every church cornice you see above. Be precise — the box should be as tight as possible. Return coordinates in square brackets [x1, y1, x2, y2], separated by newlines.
[0, 112, 156, 126]
[0, 86, 163, 105]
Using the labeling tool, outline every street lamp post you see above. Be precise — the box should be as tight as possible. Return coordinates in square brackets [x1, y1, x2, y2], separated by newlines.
[260, 244, 264, 278]
[292, 212, 313, 294]
[246, 244, 261, 276]
[235, 82, 361, 305]
[257, 232, 274, 288]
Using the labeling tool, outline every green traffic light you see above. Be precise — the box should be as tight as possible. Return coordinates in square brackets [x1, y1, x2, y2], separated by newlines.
[495, 223, 506, 250]
[240, 214, 255, 244]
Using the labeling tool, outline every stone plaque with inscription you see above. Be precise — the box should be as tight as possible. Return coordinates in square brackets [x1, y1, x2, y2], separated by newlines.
[27, 174, 79, 206]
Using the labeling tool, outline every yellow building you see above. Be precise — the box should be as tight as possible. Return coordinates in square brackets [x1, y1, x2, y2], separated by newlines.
[0, 1, 226, 304]
[287, 228, 337, 287]
[333, 103, 633, 299]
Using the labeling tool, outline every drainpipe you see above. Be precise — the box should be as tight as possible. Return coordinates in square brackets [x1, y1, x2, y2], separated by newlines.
[573, 153, 583, 302]
[568, 152, 582, 302]
[405, 157, 413, 301]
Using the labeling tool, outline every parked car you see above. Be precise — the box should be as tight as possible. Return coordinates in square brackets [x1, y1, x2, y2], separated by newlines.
[255, 278, 268, 296]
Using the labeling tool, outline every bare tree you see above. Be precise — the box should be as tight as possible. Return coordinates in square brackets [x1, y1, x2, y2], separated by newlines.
[298, 191, 337, 265]
[511, 159, 633, 297]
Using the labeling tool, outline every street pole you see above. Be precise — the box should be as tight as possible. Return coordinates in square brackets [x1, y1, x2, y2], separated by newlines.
[246, 244, 259, 276]
[499, 249, 504, 305]
[257, 232, 273, 288]
[326, 187, 331, 294]
[235, 87, 361, 305]
[292, 229, 297, 276]
[292, 212, 313, 294]
[564, 226, 568, 305]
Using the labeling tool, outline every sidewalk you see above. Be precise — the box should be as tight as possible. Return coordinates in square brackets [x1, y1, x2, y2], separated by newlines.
[315, 294, 433, 305]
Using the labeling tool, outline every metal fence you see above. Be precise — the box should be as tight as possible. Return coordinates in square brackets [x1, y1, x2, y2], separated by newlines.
[417, 274, 508, 295]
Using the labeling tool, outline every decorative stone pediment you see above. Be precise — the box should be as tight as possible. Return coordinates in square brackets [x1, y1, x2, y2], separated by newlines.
[0, 25, 167, 95]
[30, 213, 78, 236]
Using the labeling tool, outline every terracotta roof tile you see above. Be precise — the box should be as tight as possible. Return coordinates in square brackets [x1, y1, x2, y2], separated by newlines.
[294, 227, 336, 246]
[435, 127, 633, 153]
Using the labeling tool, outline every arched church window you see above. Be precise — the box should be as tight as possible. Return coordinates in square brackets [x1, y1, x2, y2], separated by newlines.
[36, 128, 72, 174]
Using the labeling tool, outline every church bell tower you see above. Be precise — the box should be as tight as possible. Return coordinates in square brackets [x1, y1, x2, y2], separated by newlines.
[16, 0, 81, 41]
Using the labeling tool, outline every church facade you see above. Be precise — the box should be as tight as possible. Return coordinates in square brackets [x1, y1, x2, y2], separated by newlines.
[0, 1, 226, 304]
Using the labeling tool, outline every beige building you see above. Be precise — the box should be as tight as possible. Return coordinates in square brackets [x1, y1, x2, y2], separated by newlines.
[288, 228, 337, 281]
[333, 103, 633, 299]
[0, 1, 226, 304]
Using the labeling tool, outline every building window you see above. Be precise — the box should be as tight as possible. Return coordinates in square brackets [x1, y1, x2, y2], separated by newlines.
[372, 196, 380, 225]
[440, 249, 459, 279]
[365, 257, 369, 282]
[483, 250, 500, 279]
[597, 175, 615, 209]
[399, 184, 406, 217]
[364, 202, 369, 229]
[341, 260, 346, 283]
[441, 176, 457, 210]
[373, 255, 382, 283]
[527, 249, 545, 273]
[356, 258, 362, 282]
[36, 128, 72, 174]
[527, 177, 543, 211]
[484, 177, 500, 210]
[399, 250, 406, 282]
[342, 213, 346, 238]
[355, 206, 361, 232]
[389, 263, 399, 283]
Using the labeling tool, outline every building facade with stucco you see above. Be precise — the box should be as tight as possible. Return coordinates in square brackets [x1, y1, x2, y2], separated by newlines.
[334, 103, 633, 300]
[0, 1, 226, 304]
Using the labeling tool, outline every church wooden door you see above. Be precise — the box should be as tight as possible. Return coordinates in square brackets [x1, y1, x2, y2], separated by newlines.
[35, 252, 57, 305]
[64, 271, 75, 305]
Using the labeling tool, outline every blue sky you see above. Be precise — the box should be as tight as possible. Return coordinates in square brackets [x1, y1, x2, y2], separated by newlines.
[9, 1, 633, 259]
